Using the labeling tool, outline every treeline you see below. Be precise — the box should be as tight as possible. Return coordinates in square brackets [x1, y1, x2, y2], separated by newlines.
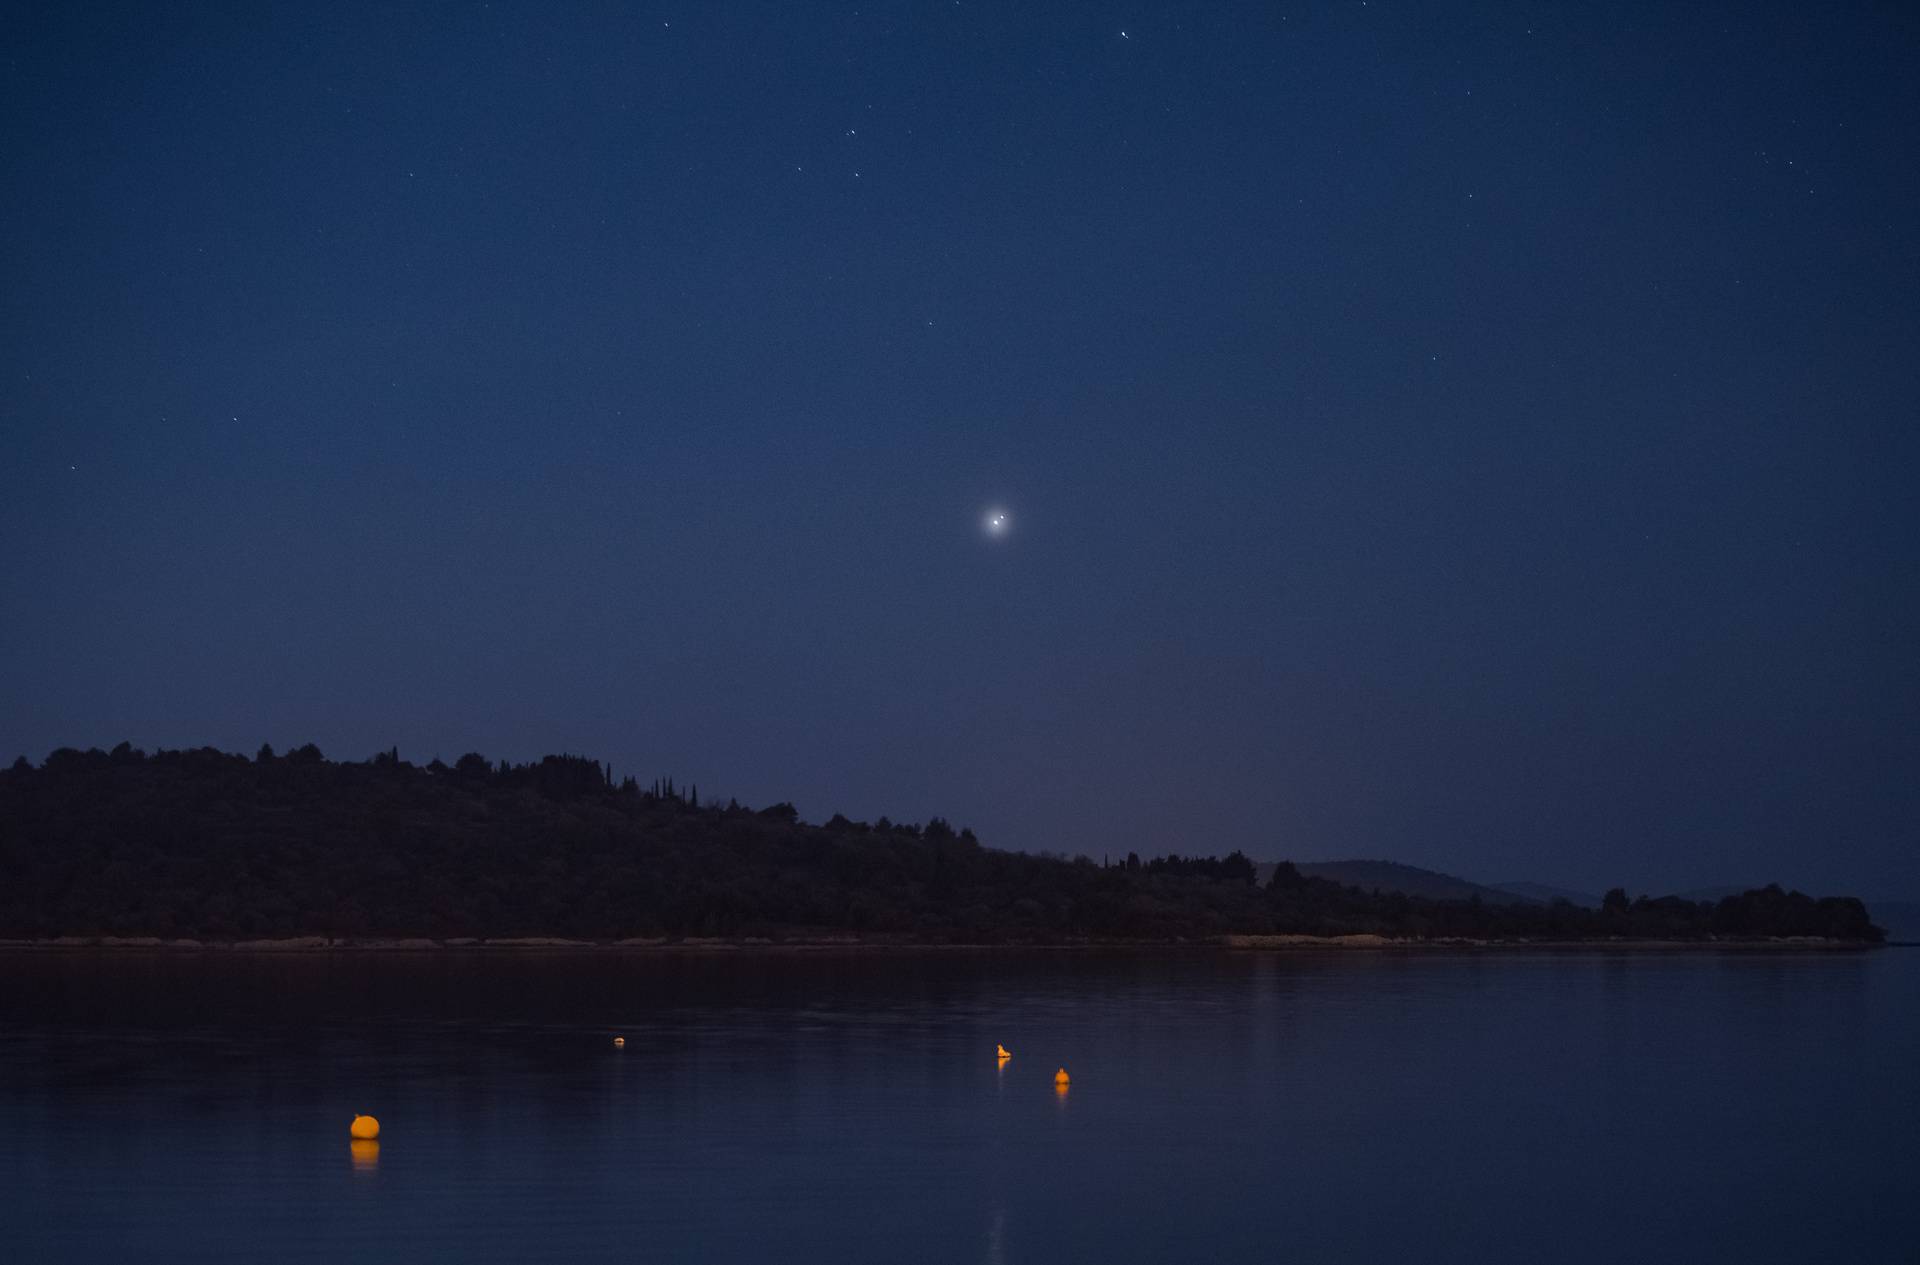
[1263, 864, 1882, 942]
[0, 745, 1885, 944]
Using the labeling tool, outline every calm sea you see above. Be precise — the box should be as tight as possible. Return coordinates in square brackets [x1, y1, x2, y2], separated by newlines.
[1, 949, 1914, 1263]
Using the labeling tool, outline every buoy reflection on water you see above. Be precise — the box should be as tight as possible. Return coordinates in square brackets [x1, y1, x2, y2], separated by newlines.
[350, 1139, 380, 1170]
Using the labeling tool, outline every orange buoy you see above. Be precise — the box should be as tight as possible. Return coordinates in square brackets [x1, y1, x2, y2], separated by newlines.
[613, 1037, 626, 1048]
[1053, 1068, 1070, 1086]
[996, 1044, 1011, 1060]
[350, 1114, 380, 1140]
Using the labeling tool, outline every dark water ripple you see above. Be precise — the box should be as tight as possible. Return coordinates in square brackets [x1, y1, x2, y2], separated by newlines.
[1, 949, 1915, 1263]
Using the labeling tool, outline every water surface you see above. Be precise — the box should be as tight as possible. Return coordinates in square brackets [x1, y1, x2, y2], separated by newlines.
[2, 949, 1914, 1262]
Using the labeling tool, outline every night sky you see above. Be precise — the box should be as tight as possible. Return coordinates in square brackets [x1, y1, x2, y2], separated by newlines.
[4, 2, 1916, 899]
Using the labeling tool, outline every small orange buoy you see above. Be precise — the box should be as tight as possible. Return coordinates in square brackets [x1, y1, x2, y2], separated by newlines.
[1053, 1068, 1070, 1086]
[613, 1037, 626, 1048]
[350, 1114, 380, 1140]
[996, 1044, 1010, 1060]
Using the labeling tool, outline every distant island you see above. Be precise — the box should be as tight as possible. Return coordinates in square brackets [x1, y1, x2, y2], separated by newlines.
[0, 745, 1886, 947]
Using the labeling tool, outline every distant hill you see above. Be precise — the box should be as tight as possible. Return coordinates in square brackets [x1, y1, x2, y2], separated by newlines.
[1257, 859, 1537, 906]
[1492, 881, 1601, 908]
[0, 744, 1888, 945]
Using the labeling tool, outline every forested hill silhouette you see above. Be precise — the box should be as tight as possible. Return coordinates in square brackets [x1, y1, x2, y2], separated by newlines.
[0, 745, 1887, 945]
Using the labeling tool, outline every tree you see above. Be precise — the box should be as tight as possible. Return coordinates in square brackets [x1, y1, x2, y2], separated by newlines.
[1602, 887, 1631, 915]
[0, 745, 1885, 945]
[1266, 860, 1303, 889]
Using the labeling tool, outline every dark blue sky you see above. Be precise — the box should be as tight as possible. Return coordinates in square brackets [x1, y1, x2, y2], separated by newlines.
[4, 2, 1916, 898]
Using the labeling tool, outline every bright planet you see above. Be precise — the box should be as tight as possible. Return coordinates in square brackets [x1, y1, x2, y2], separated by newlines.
[0, 2, 1914, 1261]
